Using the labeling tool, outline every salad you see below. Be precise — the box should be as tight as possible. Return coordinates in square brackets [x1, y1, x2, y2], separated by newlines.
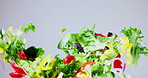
[0, 23, 148, 78]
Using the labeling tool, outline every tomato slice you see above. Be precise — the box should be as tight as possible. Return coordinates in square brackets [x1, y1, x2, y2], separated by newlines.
[113, 59, 122, 69]
[10, 60, 27, 75]
[95, 33, 107, 37]
[18, 50, 28, 60]
[9, 72, 23, 78]
[64, 55, 75, 64]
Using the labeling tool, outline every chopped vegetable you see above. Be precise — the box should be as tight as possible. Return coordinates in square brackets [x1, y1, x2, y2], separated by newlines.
[18, 50, 28, 60]
[95, 33, 107, 37]
[64, 55, 75, 64]
[9, 72, 24, 78]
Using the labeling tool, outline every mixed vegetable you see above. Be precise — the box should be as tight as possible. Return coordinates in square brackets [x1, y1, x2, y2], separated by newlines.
[0, 24, 148, 78]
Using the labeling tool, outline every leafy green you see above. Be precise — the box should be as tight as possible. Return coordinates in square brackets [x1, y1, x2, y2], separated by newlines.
[0, 39, 8, 50]
[91, 24, 96, 32]
[0, 29, 4, 39]
[77, 27, 105, 52]
[61, 28, 68, 33]
[24, 46, 45, 61]
[58, 33, 78, 54]
[20, 23, 36, 33]
[121, 27, 148, 66]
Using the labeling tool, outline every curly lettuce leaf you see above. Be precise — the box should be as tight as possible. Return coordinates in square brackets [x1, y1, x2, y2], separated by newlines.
[121, 27, 148, 66]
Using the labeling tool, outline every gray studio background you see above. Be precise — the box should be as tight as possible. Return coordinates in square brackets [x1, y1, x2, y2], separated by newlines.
[0, 0, 148, 78]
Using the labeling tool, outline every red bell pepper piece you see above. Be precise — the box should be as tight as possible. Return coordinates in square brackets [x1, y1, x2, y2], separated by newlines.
[64, 55, 75, 64]
[73, 61, 95, 78]
[81, 61, 95, 70]
[9, 72, 23, 78]
[10, 60, 27, 75]
[116, 53, 121, 58]
[95, 33, 107, 37]
[18, 50, 28, 60]
[73, 70, 86, 78]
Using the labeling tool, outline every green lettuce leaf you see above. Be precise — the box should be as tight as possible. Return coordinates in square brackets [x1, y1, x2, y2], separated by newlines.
[121, 27, 148, 66]
[20, 23, 36, 33]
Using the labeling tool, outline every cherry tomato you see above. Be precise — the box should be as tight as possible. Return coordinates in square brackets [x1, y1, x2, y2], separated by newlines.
[64, 55, 75, 64]
[95, 33, 107, 37]
[18, 50, 28, 60]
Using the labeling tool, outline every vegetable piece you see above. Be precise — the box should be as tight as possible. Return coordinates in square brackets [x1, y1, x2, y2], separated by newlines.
[73, 70, 86, 78]
[74, 43, 84, 52]
[107, 32, 113, 37]
[81, 61, 95, 70]
[0, 39, 8, 51]
[10, 60, 27, 75]
[58, 33, 78, 54]
[95, 33, 107, 37]
[24, 46, 44, 61]
[121, 27, 148, 66]
[20, 23, 36, 33]
[10, 60, 27, 78]
[18, 50, 28, 60]
[64, 55, 75, 64]
[73, 61, 95, 78]
[113, 59, 122, 69]
[116, 53, 121, 58]
[36, 55, 56, 77]
[51, 71, 58, 78]
[41, 59, 56, 70]
[78, 27, 106, 52]
[122, 63, 126, 74]
[9, 72, 24, 78]
[0, 47, 4, 54]
[60, 28, 68, 33]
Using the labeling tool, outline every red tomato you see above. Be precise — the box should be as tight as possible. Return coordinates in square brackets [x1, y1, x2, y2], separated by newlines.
[113, 59, 122, 69]
[10, 60, 27, 75]
[95, 33, 107, 37]
[18, 50, 28, 60]
[9, 72, 23, 78]
[64, 55, 75, 64]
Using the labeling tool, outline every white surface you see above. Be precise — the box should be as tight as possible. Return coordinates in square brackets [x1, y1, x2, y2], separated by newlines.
[0, 0, 148, 78]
